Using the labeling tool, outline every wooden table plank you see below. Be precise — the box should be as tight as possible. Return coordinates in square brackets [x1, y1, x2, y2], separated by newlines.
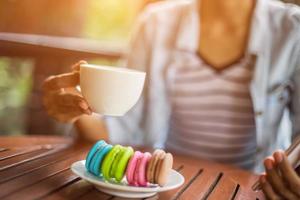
[147, 165, 201, 200]
[0, 145, 45, 161]
[42, 179, 94, 200]
[3, 169, 79, 200]
[224, 170, 265, 199]
[223, 168, 259, 187]
[0, 136, 72, 148]
[0, 145, 65, 171]
[207, 174, 238, 200]
[234, 186, 265, 200]
[178, 169, 222, 200]
[0, 148, 51, 169]
[111, 197, 144, 200]
[0, 150, 86, 198]
[77, 188, 112, 200]
[0, 146, 86, 183]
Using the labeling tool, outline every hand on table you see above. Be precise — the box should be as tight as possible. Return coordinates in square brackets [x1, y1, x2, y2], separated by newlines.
[42, 60, 92, 123]
[260, 150, 300, 200]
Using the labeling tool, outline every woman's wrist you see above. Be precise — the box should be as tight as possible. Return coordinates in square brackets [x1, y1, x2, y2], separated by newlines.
[74, 114, 108, 143]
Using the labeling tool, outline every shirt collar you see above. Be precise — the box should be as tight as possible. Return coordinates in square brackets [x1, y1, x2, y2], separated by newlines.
[175, 0, 268, 55]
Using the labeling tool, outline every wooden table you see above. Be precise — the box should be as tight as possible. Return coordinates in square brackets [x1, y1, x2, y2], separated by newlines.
[0, 136, 265, 200]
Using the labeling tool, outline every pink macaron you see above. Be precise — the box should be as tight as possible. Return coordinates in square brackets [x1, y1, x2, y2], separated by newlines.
[136, 152, 152, 186]
[126, 151, 143, 186]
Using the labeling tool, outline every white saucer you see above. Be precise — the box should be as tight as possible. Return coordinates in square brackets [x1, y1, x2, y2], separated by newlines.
[71, 160, 184, 198]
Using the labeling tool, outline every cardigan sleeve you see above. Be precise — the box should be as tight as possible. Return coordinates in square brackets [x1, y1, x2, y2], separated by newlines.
[290, 43, 300, 141]
[105, 9, 157, 146]
[105, 2, 181, 148]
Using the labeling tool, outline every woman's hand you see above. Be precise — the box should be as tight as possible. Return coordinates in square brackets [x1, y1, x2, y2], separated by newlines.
[260, 150, 300, 200]
[42, 60, 92, 123]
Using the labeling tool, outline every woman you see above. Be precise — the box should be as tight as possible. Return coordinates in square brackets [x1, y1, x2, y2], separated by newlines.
[43, 0, 300, 198]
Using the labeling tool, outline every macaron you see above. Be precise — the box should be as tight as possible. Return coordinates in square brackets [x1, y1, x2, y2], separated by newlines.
[90, 144, 113, 176]
[155, 153, 173, 186]
[110, 146, 126, 179]
[101, 145, 122, 180]
[136, 152, 152, 186]
[133, 155, 141, 186]
[146, 149, 165, 183]
[85, 140, 106, 170]
[147, 149, 173, 186]
[126, 151, 143, 186]
[113, 146, 134, 182]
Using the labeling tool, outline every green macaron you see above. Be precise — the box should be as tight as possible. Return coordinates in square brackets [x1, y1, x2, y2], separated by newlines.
[114, 146, 134, 182]
[101, 144, 122, 181]
[110, 146, 125, 179]
[109, 146, 134, 182]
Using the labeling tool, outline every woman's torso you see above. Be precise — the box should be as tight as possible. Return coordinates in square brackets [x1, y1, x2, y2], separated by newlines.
[165, 50, 257, 170]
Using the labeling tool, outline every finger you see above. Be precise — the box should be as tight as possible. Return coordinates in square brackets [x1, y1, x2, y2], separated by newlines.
[43, 72, 79, 91]
[264, 157, 297, 199]
[260, 175, 281, 200]
[274, 150, 300, 196]
[56, 92, 84, 107]
[56, 93, 92, 114]
[44, 90, 92, 119]
[71, 60, 87, 71]
[43, 71, 79, 92]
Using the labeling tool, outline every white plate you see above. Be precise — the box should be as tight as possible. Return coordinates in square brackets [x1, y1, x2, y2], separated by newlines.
[71, 160, 184, 198]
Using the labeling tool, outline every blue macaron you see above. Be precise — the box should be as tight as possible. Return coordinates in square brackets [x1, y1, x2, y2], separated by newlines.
[85, 140, 107, 170]
[89, 143, 106, 173]
[90, 144, 113, 176]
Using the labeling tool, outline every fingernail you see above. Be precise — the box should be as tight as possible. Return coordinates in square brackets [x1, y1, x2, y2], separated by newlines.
[274, 151, 283, 163]
[260, 175, 266, 183]
[79, 101, 88, 109]
[264, 159, 273, 170]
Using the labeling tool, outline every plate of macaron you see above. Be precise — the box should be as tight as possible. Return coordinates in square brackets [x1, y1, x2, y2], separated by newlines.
[71, 140, 184, 198]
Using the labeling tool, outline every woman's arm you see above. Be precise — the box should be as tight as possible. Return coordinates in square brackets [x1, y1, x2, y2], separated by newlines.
[75, 115, 108, 142]
[290, 68, 300, 141]
[260, 37, 300, 200]
[42, 8, 153, 144]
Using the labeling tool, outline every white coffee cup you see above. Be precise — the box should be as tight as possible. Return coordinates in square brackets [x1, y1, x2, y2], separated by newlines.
[80, 64, 146, 116]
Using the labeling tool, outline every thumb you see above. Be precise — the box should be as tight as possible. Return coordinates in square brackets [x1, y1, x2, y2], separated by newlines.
[71, 60, 88, 72]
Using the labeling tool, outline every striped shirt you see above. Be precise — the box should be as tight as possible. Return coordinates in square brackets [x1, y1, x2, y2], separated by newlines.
[165, 50, 257, 170]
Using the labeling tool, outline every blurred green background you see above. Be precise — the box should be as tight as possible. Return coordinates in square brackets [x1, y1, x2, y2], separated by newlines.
[0, 58, 33, 135]
[0, 0, 145, 135]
